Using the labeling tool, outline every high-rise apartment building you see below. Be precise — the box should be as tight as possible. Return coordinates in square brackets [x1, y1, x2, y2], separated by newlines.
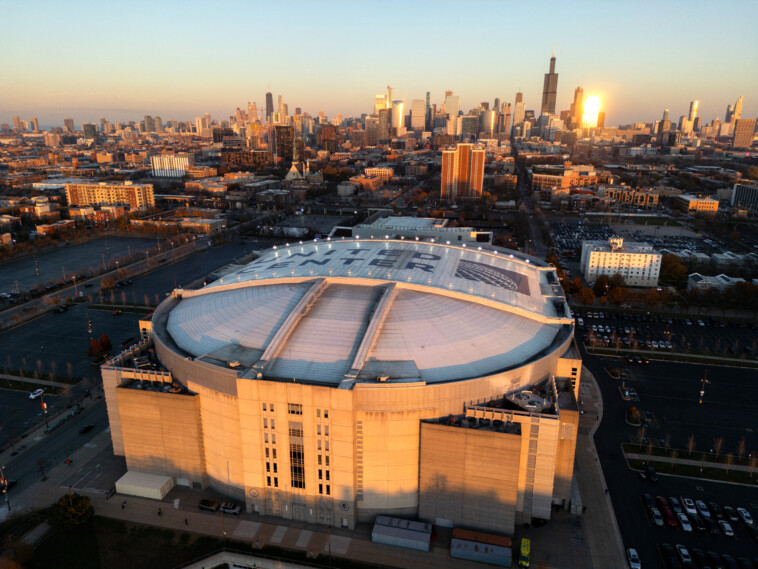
[12, 116, 23, 130]
[63, 118, 74, 133]
[30, 117, 40, 132]
[151, 153, 195, 177]
[732, 118, 756, 149]
[377, 108, 391, 144]
[731, 96, 743, 122]
[265, 92, 274, 122]
[540, 49, 559, 115]
[82, 123, 98, 139]
[411, 99, 425, 130]
[273, 125, 295, 161]
[374, 95, 385, 115]
[441, 143, 485, 201]
[65, 181, 154, 209]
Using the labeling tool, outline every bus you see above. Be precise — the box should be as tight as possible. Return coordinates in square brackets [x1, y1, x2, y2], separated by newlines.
[518, 537, 531, 568]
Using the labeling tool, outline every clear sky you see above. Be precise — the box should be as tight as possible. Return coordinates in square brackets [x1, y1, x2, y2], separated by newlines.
[1, 0, 757, 128]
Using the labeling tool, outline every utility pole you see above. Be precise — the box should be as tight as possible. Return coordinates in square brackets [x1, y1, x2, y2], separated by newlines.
[0, 465, 10, 511]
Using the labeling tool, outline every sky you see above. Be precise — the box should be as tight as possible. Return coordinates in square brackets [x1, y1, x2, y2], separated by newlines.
[1, 0, 757, 129]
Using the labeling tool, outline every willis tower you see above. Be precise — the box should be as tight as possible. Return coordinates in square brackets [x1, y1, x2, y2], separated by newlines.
[541, 48, 559, 115]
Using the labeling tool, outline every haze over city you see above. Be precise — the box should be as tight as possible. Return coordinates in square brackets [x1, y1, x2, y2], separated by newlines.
[2, 0, 757, 126]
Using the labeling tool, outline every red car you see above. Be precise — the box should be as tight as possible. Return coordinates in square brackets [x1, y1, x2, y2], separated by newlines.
[663, 507, 678, 527]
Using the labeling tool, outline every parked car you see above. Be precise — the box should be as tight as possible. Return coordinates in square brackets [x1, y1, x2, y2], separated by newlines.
[709, 501, 723, 519]
[651, 507, 664, 527]
[738, 507, 754, 526]
[677, 544, 692, 565]
[29, 388, 44, 400]
[669, 497, 683, 514]
[682, 497, 697, 516]
[646, 465, 659, 481]
[696, 500, 711, 518]
[642, 493, 655, 510]
[719, 520, 734, 537]
[691, 514, 705, 532]
[724, 506, 739, 523]
[627, 548, 641, 569]
[704, 516, 720, 535]
[707, 551, 726, 569]
[78, 424, 95, 434]
[198, 499, 219, 512]
[678, 512, 692, 532]
[219, 502, 241, 515]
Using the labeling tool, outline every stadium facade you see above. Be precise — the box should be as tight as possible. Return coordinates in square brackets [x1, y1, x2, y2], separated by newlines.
[102, 238, 581, 535]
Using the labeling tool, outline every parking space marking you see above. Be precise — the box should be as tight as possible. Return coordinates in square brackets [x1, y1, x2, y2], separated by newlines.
[233, 521, 261, 540]
[269, 525, 287, 544]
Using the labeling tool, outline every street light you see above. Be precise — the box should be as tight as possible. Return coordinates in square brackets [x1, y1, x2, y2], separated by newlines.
[0, 465, 10, 511]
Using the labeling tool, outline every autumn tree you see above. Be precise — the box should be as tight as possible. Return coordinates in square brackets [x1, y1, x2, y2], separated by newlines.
[609, 286, 626, 307]
[659, 254, 688, 288]
[644, 288, 660, 309]
[713, 437, 724, 459]
[592, 275, 610, 298]
[609, 272, 625, 290]
[686, 435, 696, 456]
[99, 334, 112, 352]
[577, 287, 595, 306]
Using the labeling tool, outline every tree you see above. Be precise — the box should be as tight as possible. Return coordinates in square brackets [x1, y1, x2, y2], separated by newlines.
[99, 334, 112, 352]
[659, 254, 689, 288]
[725, 453, 734, 478]
[87, 339, 102, 357]
[608, 286, 626, 307]
[609, 272, 625, 290]
[644, 288, 660, 309]
[571, 277, 583, 293]
[713, 437, 724, 459]
[49, 493, 94, 529]
[738, 437, 747, 462]
[686, 435, 696, 456]
[577, 287, 595, 306]
[592, 275, 610, 298]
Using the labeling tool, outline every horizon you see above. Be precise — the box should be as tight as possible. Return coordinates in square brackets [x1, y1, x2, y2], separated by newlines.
[1, 0, 757, 127]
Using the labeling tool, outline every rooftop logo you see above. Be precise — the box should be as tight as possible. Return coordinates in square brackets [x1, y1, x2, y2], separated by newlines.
[455, 260, 529, 295]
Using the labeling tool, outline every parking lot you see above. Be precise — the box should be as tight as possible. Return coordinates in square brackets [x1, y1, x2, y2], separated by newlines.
[575, 310, 758, 360]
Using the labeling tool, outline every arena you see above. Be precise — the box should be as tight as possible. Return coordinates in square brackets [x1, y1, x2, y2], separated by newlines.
[102, 237, 582, 535]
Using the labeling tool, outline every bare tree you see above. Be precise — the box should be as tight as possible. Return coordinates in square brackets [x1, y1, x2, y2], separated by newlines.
[713, 437, 724, 459]
[664, 433, 671, 450]
[637, 426, 647, 447]
[66, 361, 74, 379]
[671, 449, 678, 472]
[750, 454, 757, 479]
[738, 437, 747, 462]
[687, 435, 696, 456]
[725, 453, 734, 478]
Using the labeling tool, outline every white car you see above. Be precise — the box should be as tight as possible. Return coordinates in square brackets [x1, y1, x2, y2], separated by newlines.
[677, 512, 692, 532]
[681, 497, 697, 516]
[718, 520, 734, 536]
[627, 548, 641, 569]
[676, 544, 691, 564]
[29, 388, 44, 400]
[737, 507, 753, 525]
[650, 507, 664, 527]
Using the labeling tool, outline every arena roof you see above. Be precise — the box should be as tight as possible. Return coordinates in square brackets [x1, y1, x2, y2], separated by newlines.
[164, 239, 571, 386]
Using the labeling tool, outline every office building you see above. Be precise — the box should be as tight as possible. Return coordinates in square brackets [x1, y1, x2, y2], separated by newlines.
[445, 94, 460, 135]
[540, 48, 559, 115]
[266, 92, 274, 122]
[65, 181, 154, 210]
[29, 117, 40, 132]
[63, 118, 75, 132]
[732, 118, 755, 149]
[731, 182, 758, 212]
[391, 100, 405, 133]
[411, 99, 425, 130]
[580, 237, 661, 287]
[513, 92, 525, 128]
[101, 237, 579, 535]
[688, 100, 699, 122]
[441, 143, 485, 201]
[151, 153, 195, 178]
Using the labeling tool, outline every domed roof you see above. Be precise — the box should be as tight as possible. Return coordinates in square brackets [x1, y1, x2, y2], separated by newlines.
[165, 239, 571, 385]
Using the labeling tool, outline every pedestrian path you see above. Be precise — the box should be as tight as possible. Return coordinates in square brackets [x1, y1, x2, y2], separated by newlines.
[626, 452, 758, 473]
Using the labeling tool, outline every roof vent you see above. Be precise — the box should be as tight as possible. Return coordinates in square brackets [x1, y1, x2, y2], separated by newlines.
[377, 376, 389, 382]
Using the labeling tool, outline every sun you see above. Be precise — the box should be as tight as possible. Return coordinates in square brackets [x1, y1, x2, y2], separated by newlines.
[583, 95, 602, 115]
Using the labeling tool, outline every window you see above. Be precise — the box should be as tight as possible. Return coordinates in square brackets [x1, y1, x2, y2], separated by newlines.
[319, 469, 323, 480]
[288, 403, 303, 415]
[262, 403, 267, 412]
[326, 485, 330, 496]
[325, 456, 330, 467]
[265, 448, 269, 458]
[266, 462, 270, 472]
[316, 409, 321, 418]
[288, 422, 303, 438]
[264, 433, 269, 444]
[324, 410, 328, 419]
[270, 404, 274, 412]
[267, 476, 271, 486]
[272, 448, 277, 459]
[290, 443, 305, 489]
[271, 434, 276, 444]
[270, 419, 275, 430]
[263, 418, 268, 429]
[319, 484, 323, 494]
[274, 477, 278, 487]
[325, 441, 329, 452]
[317, 440, 322, 451]
[326, 471, 330, 481]
[317, 425, 321, 436]
[325, 425, 329, 437]
[317, 455, 322, 465]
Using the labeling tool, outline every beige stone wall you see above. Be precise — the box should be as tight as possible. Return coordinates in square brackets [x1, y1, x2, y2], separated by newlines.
[554, 409, 580, 504]
[117, 388, 206, 485]
[102, 367, 125, 456]
[418, 422, 521, 535]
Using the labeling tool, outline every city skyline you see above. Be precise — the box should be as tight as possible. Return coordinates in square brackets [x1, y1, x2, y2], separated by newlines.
[2, 0, 757, 127]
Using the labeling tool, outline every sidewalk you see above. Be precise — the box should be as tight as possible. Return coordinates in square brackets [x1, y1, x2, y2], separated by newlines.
[626, 452, 758, 474]
[574, 367, 626, 569]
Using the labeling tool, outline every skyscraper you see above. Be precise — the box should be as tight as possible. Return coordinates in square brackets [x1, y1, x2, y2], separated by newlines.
[568, 87, 584, 129]
[732, 118, 755, 149]
[662, 109, 669, 122]
[391, 100, 405, 133]
[727, 96, 744, 122]
[540, 48, 559, 115]
[273, 125, 294, 161]
[441, 143, 485, 201]
[513, 92, 525, 126]
[63, 117, 74, 132]
[445, 94, 459, 135]
[385, 86, 394, 110]
[12, 116, 23, 130]
[265, 92, 274, 122]
[411, 99, 425, 130]
[688, 100, 699, 122]
[30, 117, 40, 132]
